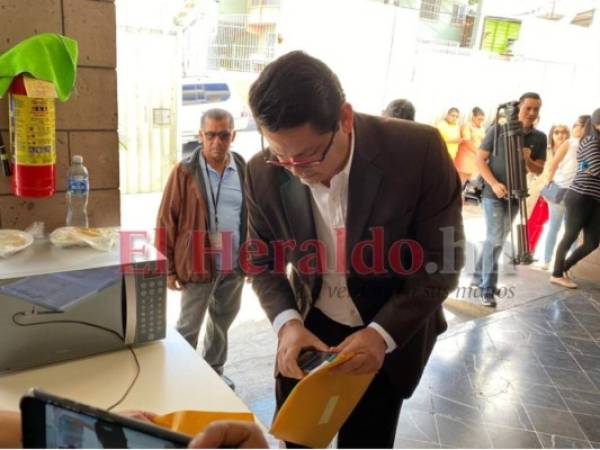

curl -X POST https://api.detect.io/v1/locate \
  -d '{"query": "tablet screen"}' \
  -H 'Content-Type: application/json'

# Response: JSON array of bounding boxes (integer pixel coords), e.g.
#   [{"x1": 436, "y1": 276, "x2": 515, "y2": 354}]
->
[{"x1": 45, "y1": 404, "x2": 180, "y2": 449}]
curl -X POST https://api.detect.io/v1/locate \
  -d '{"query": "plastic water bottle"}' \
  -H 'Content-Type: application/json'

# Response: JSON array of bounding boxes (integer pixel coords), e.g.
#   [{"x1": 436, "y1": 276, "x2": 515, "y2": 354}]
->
[{"x1": 66, "y1": 155, "x2": 89, "y2": 227}]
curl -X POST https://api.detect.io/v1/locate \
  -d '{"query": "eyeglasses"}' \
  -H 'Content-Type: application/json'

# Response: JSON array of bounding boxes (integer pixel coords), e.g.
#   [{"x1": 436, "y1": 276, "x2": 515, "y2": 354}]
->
[
  {"x1": 553, "y1": 130, "x2": 568, "y2": 135},
  {"x1": 262, "y1": 124, "x2": 338, "y2": 168},
  {"x1": 203, "y1": 131, "x2": 232, "y2": 141}
]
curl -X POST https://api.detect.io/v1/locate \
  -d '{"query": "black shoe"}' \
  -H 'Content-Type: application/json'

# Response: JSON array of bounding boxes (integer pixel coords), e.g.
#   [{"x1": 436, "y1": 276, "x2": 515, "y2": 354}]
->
[
  {"x1": 221, "y1": 374, "x2": 235, "y2": 391},
  {"x1": 481, "y1": 294, "x2": 497, "y2": 307}
]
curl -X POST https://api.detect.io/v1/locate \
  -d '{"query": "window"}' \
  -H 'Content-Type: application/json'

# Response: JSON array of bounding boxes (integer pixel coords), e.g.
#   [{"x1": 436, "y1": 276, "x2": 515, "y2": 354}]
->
[
  {"x1": 480, "y1": 17, "x2": 521, "y2": 55},
  {"x1": 208, "y1": 15, "x2": 277, "y2": 72},
  {"x1": 419, "y1": 0, "x2": 441, "y2": 20},
  {"x1": 451, "y1": 4, "x2": 468, "y2": 25}
]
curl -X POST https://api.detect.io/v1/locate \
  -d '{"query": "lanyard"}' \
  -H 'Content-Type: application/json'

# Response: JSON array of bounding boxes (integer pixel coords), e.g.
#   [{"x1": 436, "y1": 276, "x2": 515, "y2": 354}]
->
[{"x1": 204, "y1": 156, "x2": 226, "y2": 231}]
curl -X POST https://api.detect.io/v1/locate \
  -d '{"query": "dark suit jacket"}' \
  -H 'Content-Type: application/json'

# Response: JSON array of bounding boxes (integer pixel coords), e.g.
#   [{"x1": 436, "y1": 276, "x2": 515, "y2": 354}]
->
[{"x1": 244, "y1": 113, "x2": 465, "y2": 397}]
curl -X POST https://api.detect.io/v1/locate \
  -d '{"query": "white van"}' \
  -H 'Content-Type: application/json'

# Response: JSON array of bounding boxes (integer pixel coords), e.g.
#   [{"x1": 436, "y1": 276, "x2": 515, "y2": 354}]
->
[{"x1": 180, "y1": 79, "x2": 250, "y2": 144}]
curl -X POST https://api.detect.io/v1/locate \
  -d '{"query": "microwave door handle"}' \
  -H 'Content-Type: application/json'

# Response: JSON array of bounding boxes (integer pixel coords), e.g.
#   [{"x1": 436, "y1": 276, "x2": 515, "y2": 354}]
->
[{"x1": 123, "y1": 273, "x2": 137, "y2": 345}]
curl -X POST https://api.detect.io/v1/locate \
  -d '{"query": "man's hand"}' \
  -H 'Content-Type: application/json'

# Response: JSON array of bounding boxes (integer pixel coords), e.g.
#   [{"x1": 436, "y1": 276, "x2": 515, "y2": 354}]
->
[
  {"x1": 523, "y1": 147, "x2": 544, "y2": 175},
  {"x1": 492, "y1": 181, "x2": 508, "y2": 199},
  {"x1": 277, "y1": 320, "x2": 329, "y2": 379},
  {"x1": 188, "y1": 421, "x2": 268, "y2": 449},
  {"x1": 330, "y1": 327, "x2": 386, "y2": 375},
  {"x1": 167, "y1": 274, "x2": 183, "y2": 291}
]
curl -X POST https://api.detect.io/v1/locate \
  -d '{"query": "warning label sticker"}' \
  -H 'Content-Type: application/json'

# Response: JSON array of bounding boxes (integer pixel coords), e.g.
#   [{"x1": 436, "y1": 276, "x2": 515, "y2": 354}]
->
[{"x1": 9, "y1": 94, "x2": 56, "y2": 166}]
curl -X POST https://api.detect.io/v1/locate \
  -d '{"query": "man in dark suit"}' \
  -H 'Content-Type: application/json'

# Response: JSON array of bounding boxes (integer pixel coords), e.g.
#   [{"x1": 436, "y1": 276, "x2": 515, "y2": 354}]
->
[{"x1": 244, "y1": 51, "x2": 464, "y2": 448}]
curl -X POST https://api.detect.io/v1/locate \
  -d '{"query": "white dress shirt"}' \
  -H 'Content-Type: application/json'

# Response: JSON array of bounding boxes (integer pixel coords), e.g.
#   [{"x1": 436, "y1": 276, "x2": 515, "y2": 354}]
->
[{"x1": 272, "y1": 131, "x2": 397, "y2": 353}]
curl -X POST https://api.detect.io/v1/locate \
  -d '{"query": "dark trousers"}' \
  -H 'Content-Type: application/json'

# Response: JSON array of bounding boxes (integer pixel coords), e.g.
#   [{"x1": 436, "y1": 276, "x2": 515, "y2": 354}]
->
[
  {"x1": 275, "y1": 308, "x2": 403, "y2": 448},
  {"x1": 552, "y1": 190, "x2": 600, "y2": 277}
]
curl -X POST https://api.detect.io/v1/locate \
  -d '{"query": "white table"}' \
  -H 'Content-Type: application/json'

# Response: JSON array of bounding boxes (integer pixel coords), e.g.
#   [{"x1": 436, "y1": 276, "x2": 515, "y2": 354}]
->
[{"x1": 0, "y1": 328, "x2": 252, "y2": 416}]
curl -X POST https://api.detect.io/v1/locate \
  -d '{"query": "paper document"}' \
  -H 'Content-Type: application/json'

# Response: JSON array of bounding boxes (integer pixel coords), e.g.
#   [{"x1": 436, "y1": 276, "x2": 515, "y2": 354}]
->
[
  {"x1": 153, "y1": 411, "x2": 255, "y2": 436},
  {"x1": 270, "y1": 353, "x2": 375, "y2": 448}
]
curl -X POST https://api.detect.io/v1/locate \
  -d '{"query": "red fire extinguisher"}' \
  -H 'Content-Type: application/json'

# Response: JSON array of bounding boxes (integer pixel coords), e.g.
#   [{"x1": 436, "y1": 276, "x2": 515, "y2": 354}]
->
[{"x1": 8, "y1": 74, "x2": 57, "y2": 198}]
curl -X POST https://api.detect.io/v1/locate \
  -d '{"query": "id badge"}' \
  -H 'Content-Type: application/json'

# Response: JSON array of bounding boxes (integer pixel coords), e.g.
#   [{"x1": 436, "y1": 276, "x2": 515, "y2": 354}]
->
[{"x1": 208, "y1": 231, "x2": 223, "y2": 250}]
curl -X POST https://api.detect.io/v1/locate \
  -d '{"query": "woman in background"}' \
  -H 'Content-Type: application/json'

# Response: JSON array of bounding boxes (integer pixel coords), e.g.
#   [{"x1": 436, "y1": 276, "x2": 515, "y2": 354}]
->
[
  {"x1": 455, "y1": 107, "x2": 485, "y2": 184},
  {"x1": 526, "y1": 123, "x2": 570, "y2": 254},
  {"x1": 548, "y1": 124, "x2": 571, "y2": 158},
  {"x1": 551, "y1": 109, "x2": 600, "y2": 288},
  {"x1": 528, "y1": 123, "x2": 570, "y2": 208},
  {"x1": 436, "y1": 107, "x2": 462, "y2": 160},
  {"x1": 539, "y1": 116, "x2": 590, "y2": 270}
]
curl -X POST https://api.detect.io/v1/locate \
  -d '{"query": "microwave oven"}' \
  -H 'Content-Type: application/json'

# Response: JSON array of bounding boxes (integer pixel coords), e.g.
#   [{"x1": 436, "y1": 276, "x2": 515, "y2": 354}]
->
[{"x1": 0, "y1": 238, "x2": 167, "y2": 374}]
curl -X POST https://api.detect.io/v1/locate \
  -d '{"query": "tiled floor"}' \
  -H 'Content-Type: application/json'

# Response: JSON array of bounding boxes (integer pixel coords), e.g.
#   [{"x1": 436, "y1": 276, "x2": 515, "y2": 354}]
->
[
  {"x1": 397, "y1": 288, "x2": 600, "y2": 448},
  {"x1": 222, "y1": 282, "x2": 600, "y2": 448}
]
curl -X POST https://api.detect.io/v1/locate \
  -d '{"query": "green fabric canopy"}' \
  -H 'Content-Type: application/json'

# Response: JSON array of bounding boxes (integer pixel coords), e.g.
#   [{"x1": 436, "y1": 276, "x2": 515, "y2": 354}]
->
[{"x1": 0, "y1": 33, "x2": 78, "y2": 101}]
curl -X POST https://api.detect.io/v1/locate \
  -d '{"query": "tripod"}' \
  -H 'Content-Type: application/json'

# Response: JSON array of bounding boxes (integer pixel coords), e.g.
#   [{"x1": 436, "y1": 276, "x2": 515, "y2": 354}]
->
[{"x1": 494, "y1": 101, "x2": 533, "y2": 265}]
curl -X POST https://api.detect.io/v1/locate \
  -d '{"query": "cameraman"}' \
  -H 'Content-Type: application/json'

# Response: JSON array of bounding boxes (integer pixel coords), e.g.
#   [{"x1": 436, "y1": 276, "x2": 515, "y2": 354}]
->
[{"x1": 472, "y1": 92, "x2": 547, "y2": 307}]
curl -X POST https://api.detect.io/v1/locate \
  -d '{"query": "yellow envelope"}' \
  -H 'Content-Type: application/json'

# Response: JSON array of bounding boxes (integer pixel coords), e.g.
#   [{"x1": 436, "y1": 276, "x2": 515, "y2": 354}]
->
[
  {"x1": 153, "y1": 410, "x2": 255, "y2": 436},
  {"x1": 270, "y1": 354, "x2": 375, "y2": 448}
]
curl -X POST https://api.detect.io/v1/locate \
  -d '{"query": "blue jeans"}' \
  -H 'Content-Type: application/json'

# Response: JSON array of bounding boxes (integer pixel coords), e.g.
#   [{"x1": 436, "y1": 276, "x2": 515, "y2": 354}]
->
[
  {"x1": 473, "y1": 197, "x2": 518, "y2": 295},
  {"x1": 543, "y1": 201, "x2": 566, "y2": 265}
]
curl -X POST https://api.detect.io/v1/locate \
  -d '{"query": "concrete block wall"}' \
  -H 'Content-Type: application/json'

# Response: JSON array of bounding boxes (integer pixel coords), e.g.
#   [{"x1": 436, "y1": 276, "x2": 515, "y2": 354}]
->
[{"x1": 0, "y1": 0, "x2": 120, "y2": 232}]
